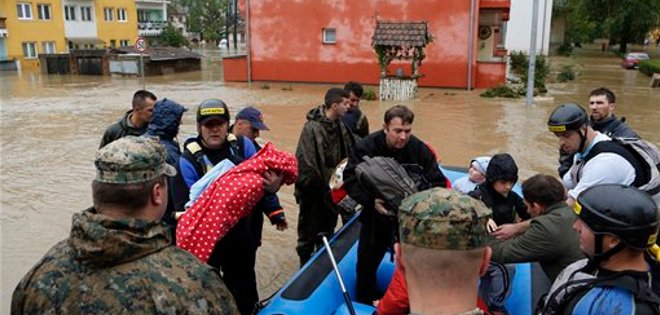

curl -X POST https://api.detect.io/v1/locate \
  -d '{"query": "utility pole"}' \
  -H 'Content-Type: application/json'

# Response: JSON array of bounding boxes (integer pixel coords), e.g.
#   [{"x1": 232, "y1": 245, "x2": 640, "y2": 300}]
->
[
  {"x1": 233, "y1": 0, "x2": 238, "y2": 49},
  {"x1": 526, "y1": 0, "x2": 539, "y2": 106},
  {"x1": 224, "y1": 2, "x2": 230, "y2": 49}
]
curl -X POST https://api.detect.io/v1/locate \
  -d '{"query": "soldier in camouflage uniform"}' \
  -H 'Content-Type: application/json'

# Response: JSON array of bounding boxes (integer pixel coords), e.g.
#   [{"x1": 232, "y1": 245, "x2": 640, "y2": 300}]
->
[
  {"x1": 395, "y1": 187, "x2": 493, "y2": 315},
  {"x1": 11, "y1": 136, "x2": 239, "y2": 315}
]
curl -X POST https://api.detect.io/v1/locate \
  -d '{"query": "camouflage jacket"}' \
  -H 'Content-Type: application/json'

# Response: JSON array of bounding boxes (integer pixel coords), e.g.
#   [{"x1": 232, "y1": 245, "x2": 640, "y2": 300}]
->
[
  {"x1": 12, "y1": 208, "x2": 239, "y2": 315},
  {"x1": 295, "y1": 105, "x2": 356, "y2": 194}
]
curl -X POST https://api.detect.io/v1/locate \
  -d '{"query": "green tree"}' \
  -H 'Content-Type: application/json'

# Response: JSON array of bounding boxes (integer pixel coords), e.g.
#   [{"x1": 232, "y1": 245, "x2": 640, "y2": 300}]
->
[
  {"x1": 564, "y1": 0, "x2": 660, "y2": 52},
  {"x1": 160, "y1": 24, "x2": 190, "y2": 47},
  {"x1": 179, "y1": 0, "x2": 229, "y2": 43}
]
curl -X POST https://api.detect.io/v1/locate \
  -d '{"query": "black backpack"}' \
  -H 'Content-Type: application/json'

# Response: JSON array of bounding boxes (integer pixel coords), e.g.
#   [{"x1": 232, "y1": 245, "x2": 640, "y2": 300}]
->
[{"x1": 354, "y1": 156, "x2": 418, "y2": 215}]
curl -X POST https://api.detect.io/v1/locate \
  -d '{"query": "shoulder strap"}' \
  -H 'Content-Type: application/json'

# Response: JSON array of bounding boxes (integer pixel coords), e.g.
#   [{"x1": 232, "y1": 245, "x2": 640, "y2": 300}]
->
[
  {"x1": 225, "y1": 133, "x2": 246, "y2": 165},
  {"x1": 582, "y1": 140, "x2": 648, "y2": 187},
  {"x1": 184, "y1": 139, "x2": 213, "y2": 175},
  {"x1": 547, "y1": 273, "x2": 660, "y2": 315}
]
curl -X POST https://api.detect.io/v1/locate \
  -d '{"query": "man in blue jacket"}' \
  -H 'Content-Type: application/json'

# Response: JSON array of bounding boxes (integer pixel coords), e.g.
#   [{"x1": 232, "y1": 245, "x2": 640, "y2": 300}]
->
[{"x1": 171, "y1": 99, "x2": 284, "y2": 315}]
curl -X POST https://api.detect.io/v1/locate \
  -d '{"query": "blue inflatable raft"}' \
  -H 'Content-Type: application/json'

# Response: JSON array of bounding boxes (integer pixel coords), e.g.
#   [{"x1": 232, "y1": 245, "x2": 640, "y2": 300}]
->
[{"x1": 258, "y1": 166, "x2": 550, "y2": 315}]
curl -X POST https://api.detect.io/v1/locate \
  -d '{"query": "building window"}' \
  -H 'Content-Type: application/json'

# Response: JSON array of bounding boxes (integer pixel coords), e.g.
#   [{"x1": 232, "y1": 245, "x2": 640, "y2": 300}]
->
[
  {"x1": 80, "y1": 6, "x2": 92, "y2": 21},
  {"x1": 104, "y1": 8, "x2": 113, "y2": 21},
  {"x1": 322, "y1": 28, "x2": 336, "y2": 44},
  {"x1": 120, "y1": 39, "x2": 129, "y2": 47},
  {"x1": 22, "y1": 42, "x2": 37, "y2": 58},
  {"x1": 497, "y1": 20, "x2": 507, "y2": 49},
  {"x1": 117, "y1": 8, "x2": 127, "y2": 22},
  {"x1": 42, "y1": 41, "x2": 56, "y2": 54},
  {"x1": 37, "y1": 4, "x2": 51, "y2": 20},
  {"x1": 17, "y1": 3, "x2": 33, "y2": 19},
  {"x1": 137, "y1": 10, "x2": 147, "y2": 22},
  {"x1": 64, "y1": 5, "x2": 76, "y2": 21},
  {"x1": 109, "y1": 39, "x2": 116, "y2": 48}
]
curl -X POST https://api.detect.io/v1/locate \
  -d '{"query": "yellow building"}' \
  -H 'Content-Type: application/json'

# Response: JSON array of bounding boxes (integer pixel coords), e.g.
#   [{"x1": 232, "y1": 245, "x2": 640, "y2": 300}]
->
[
  {"x1": 95, "y1": 0, "x2": 137, "y2": 49},
  {"x1": 1, "y1": 0, "x2": 67, "y2": 71},
  {"x1": 0, "y1": 0, "x2": 140, "y2": 72}
]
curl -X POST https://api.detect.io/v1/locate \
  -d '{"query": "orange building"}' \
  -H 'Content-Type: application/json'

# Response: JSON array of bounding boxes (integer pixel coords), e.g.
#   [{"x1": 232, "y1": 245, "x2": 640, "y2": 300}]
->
[{"x1": 224, "y1": 0, "x2": 511, "y2": 89}]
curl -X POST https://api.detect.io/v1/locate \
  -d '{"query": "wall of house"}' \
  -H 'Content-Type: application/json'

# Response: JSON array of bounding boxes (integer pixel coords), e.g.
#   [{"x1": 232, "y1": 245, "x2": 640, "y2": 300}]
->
[
  {"x1": 236, "y1": 0, "x2": 510, "y2": 88},
  {"x1": 475, "y1": 61, "x2": 506, "y2": 88},
  {"x1": 62, "y1": 0, "x2": 98, "y2": 39},
  {"x1": 95, "y1": 0, "x2": 137, "y2": 48},
  {"x1": 505, "y1": 0, "x2": 553, "y2": 55},
  {"x1": 549, "y1": 14, "x2": 565, "y2": 51},
  {"x1": 0, "y1": 38, "x2": 7, "y2": 60},
  {"x1": 2, "y1": 0, "x2": 67, "y2": 71}
]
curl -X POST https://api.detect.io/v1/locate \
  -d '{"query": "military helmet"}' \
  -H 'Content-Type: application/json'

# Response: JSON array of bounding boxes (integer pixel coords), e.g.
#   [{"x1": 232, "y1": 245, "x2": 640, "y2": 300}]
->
[
  {"x1": 547, "y1": 103, "x2": 589, "y2": 133},
  {"x1": 196, "y1": 99, "x2": 230, "y2": 124},
  {"x1": 575, "y1": 184, "x2": 659, "y2": 251}
]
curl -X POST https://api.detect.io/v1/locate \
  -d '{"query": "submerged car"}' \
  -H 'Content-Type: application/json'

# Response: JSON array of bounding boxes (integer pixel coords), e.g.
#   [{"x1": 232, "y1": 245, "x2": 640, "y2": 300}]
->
[{"x1": 621, "y1": 52, "x2": 650, "y2": 69}]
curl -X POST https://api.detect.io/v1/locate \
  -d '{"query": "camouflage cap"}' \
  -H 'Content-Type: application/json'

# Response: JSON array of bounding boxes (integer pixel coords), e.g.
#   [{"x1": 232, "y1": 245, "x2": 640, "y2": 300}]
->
[
  {"x1": 399, "y1": 187, "x2": 492, "y2": 250},
  {"x1": 94, "y1": 136, "x2": 176, "y2": 184}
]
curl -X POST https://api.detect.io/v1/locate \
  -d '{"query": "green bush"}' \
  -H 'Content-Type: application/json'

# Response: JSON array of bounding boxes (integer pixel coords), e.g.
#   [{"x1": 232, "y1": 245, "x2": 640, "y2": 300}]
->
[
  {"x1": 480, "y1": 85, "x2": 523, "y2": 98},
  {"x1": 557, "y1": 42, "x2": 573, "y2": 56},
  {"x1": 509, "y1": 52, "x2": 549, "y2": 94},
  {"x1": 159, "y1": 24, "x2": 189, "y2": 48},
  {"x1": 520, "y1": 54, "x2": 549, "y2": 93},
  {"x1": 639, "y1": 59, "x2": 660, "y2": 77},
  {"x1": 557, "y1": 65, "x2": 576, "y2": 82},
  {"x1": 362, "y1": 88, "x2": 377, "y2": 101},
  {"x1": 509, "y1": 51, "x2": 528, "y2": 74}
]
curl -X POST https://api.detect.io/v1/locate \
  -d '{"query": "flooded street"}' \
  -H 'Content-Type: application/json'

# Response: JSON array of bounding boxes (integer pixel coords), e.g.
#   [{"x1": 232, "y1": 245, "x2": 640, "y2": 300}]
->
[{"x1": 1, "y1": 46, "x2": 658, "y2": 311}]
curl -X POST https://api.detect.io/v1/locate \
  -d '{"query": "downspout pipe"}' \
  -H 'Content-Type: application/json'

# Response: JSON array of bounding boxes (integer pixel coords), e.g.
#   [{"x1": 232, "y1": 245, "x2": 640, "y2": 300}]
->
[
  {"x1": 246, "y1": 0, "x2": 252, "y2": 85},
  {"x1": 467, "y1": 0, "x2": 476, "y2": 90}
]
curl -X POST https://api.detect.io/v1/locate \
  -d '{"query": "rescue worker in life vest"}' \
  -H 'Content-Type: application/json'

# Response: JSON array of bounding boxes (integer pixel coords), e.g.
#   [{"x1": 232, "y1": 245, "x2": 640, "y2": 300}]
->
[
  {"x1": 171, "y1": 99, "x2": 285, "y2": 315},
  {"x1": 548, "y1": 103, "x2": 641, "y2": 206},
  {"x1": 539, "y1": 184, "x2": 660, "y2": 314}
]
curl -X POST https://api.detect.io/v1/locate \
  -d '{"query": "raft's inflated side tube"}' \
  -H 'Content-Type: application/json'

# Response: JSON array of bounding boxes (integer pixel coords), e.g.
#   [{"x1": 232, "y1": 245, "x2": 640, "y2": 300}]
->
[{"x1": 258, "y1": 166, "x2": 546, "y2": 315}]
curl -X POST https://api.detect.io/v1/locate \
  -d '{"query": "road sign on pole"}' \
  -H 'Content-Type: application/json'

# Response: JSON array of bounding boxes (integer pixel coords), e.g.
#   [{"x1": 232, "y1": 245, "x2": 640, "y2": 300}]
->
[
  {"x1": 135, "y1": 37, "x2": 148, "y2": 53},
  {"x1": 135, "y1": 37, "x2": 147, "y2": 89}
]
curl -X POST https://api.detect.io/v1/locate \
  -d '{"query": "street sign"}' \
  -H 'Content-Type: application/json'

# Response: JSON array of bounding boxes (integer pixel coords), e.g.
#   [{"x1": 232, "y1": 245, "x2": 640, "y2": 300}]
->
[
  {"x1": 135, "y1": 37, "x2": 148, "y2": 53},
  {"x1": 135, "y1": 37, "x2": 147, "y2": 90}
]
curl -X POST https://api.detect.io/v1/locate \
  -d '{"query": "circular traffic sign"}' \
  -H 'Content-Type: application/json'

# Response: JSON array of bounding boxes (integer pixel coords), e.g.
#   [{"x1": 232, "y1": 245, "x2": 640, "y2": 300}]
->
[{"x1": 135, "y1": 37, "x2": 148, "y2": 53}]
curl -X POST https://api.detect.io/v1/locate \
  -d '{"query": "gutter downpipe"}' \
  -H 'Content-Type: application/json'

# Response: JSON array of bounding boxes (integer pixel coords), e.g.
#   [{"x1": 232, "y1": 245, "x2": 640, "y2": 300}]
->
[
  {"x1": 246, "y1": 0, "x2": 252, "y2": 85},
  {"x1": 467, "y1": 0, "x2": 476, "y2": 90}
]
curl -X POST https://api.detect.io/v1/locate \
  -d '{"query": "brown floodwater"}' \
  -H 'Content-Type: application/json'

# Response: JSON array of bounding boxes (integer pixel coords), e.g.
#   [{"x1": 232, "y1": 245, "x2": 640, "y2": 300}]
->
[{"x1": 1, "y1": 46, "x2": 658, "y2": 311}]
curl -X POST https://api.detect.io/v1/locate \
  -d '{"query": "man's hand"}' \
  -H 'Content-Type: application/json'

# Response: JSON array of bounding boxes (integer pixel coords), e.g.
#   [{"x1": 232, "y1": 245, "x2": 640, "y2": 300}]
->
[
  {"x1": 374, "y1": 198, "x2": 392, "y2": 216},
  {"x1": 263, "y1": 170, "x2": 283, "y2": 193},
  {"x1": 490, "y1": 220, "x2": 530, "y2": 240},
  {"x1": 275, "y1": 218, "x2": 288, "y2": 231}
]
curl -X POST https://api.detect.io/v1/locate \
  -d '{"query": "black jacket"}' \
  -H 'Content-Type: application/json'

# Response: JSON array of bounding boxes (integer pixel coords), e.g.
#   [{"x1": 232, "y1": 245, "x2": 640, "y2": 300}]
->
[
  {"x1": 468, "y1": 183, "x2": 529, "y2": 226},
  {"x1": 342, "y1": 108, "x2": 370, "y2": 138},
  {"x1": 99, "y1": 110, "x2": 147, "y2": 148},
  {"x1": 343, "y1": 131, "x2": 447, "y2": 224},
  {"x1": 591, "y1": 114, "x2": 639, "y2": 138}
]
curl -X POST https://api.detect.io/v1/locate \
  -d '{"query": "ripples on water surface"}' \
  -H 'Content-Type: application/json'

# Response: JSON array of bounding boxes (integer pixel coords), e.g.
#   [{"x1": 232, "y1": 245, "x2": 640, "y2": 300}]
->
[{"x1": 1, "y1": 47, "x2": 658, "y2": 311}]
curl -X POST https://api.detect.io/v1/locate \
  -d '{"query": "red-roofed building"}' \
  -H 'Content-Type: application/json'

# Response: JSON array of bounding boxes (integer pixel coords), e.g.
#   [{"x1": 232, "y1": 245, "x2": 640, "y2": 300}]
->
[{"x1": 224, "y1": 0, "x2": 511, "y2": 89}]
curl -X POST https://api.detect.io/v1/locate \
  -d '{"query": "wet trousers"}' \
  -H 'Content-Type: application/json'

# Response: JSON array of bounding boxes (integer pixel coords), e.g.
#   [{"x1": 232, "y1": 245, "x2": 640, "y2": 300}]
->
[
  {"x1": 208, "y1": 218, "x2": 258, "y2": 315},
  {"x1": 296, "y1": 191, "x2": 339, "y2": 267},
  {"x1": 356, "y1": 215, "x2": 396, "y2": 303}
]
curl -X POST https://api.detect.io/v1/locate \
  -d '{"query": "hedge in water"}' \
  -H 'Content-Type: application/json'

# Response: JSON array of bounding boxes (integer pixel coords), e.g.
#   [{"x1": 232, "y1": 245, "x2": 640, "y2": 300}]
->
[{"x1": 639, "y1": 59, "x2": 660, "y2": 77}]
